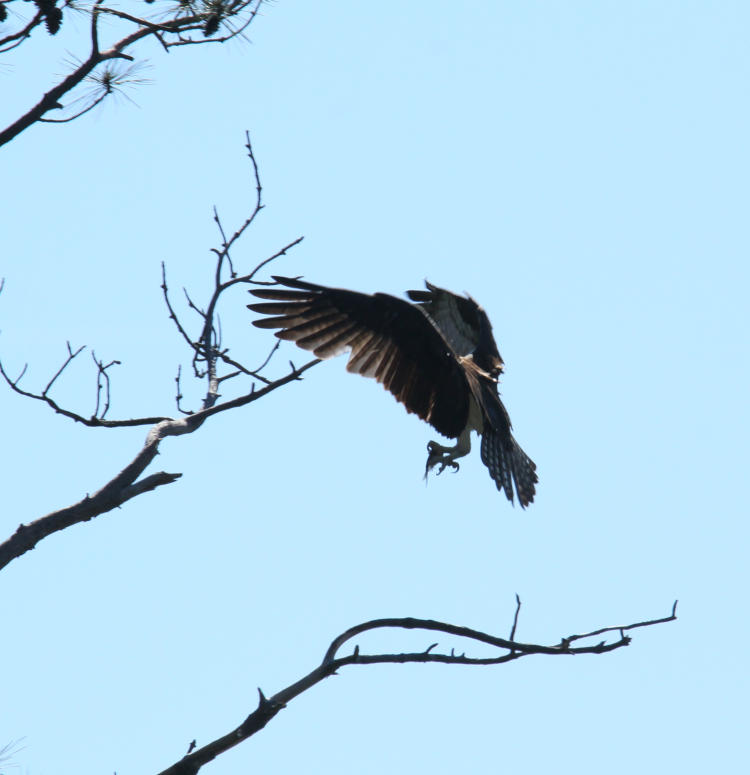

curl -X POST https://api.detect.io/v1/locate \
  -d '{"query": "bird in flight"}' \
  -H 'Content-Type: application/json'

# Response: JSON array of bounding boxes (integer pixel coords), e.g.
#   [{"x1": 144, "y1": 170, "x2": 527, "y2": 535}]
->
[{"x1": 249, "y1": 277, "x2": 537, "y2": 507}]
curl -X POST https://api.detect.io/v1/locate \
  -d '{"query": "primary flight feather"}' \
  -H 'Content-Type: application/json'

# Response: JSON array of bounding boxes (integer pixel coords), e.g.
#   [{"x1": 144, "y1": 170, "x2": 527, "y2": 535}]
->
[{"x1": 249, "y1": 276, "x2": 537, "y2": 507}]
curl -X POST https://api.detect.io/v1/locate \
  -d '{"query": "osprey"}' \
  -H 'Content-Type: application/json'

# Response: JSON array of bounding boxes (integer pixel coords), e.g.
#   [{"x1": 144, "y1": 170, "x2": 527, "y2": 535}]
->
[{"x1": 249, "y1": 277, "x2": 537, "y2": 507}]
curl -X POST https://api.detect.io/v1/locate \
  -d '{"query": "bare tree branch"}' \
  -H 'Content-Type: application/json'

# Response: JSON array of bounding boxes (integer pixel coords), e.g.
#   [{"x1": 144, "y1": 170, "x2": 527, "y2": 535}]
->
[
  {"x1": 250, "y1": 339, "x2": 281, "y2": 376},
  {"x1": 37, "y1": 90, "x2": 108, "y2": 123},
  {"x1": 0, "y1": 356, "x2": 318, "y2": 571},
  {"x1": 1, "y1": 133, "x2": 307, "y2": 430},
  {"x1": 0, "y1": 428, "x2": 174, "y2": 572},
  {"x1": 509, "y1": 593, "x2": 522, "y2": 641},
  {"x1": 91, "y1": 351, "x2": 120, "y2": 419},
  {"x1": 161, "y1": 263, "x2": 199, "y2": 355},
  {"x1": 0, "y1": 352, "x2": 169, "y2": 427},
  {"x1": 157, "y1": 135, "x2": 304, "y2": 411},
  {"x1": 192, "y1": 132, "x2": 265, "y2": 387},
  {"x1": 557, "y1": 599, "x2": 680, "y2": 648},
  {"x1": 156, "y1": 604, "x2": 678, "y2": 775},
  {"x1": 0, "y1": 132, "x2": 324, "y2": 571},
  {"x1": 174, "y1": 364, "x2": 191, "y2": 415},
  {"x1": 43, "y1": 340, "x2": 85, "y2": 395}
]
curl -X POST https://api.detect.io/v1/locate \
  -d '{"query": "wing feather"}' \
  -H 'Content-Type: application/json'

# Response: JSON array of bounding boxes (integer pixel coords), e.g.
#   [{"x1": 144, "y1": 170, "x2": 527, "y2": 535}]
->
[
  {"x1": 251, "y1": 289, "x2": 311, "y2": 301},
  {"x1": 298, "y1": 322, "x2": 359, "y2": 354},
  {"x1": 274, "y1": 310, "x2": 346, "y2": 338},
  {"x1": 279, "y1": 313, "x2": 349, "y2": 342},
  {"x1": 355, "y1": 340, "x2": 387, "y2": 379}
]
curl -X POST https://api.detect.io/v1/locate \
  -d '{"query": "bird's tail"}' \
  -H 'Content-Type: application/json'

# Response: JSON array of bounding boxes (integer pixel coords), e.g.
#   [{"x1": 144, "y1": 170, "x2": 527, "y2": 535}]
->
[{"x1": 480, "y1": 427, "x2": 538, "y2": 508}]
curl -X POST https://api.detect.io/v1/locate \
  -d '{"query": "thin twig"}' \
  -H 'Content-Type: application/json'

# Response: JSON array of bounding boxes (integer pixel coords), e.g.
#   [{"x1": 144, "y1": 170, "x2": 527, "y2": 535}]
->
[
  {"x1": 174, "y1": 365, "x2": 192, "y2": 415},
  {"x1": 251, "y1": 339, "x2": 281, "y2": 376},
  {"x1": 92, "y1": 351, "x2": 120, "y2": 419},
  {"x1": 39, "y1": 92, "x2": 108, "y2": 123},
  {"x1": 161, "y1": 262, "x2": 199, "y2": 353},
  {"x1": 509, "y1": 594, "x2": 522, "y2": 642},
  {"x1": 43, "y1": 342, "x2": 86, "y2": 396},
  {"x1": 559, "y1": 601, "x2": 679, "y2": 648},
  {"x1": 0, "y1": 9, "x2": 45, "y2": 53},
  {"x1": 183, "y1": 287, "x2": 207, "y2": 320},
  {"x1": 0, "y1": 357, "x2": 167, "y2": 428},
  {"x1": 216, "y1": 370, "x2": 241, "y2": 384},
  {"x1": 213, "y1": 206, "x2": 234, "y2": 282}
]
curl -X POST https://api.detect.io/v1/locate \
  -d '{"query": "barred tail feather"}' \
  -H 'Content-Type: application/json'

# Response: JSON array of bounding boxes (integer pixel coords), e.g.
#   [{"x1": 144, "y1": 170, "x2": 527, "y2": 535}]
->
[{"x1": 480, "y1": 428, "x2": 538, "y2": 508}]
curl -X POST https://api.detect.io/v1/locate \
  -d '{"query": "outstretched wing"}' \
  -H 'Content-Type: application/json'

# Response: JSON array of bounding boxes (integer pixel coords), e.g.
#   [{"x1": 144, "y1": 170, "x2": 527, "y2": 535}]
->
[
  {"x1": 407, "y1": 281, "x2": 504, "y2": 378},
  {"x1": 249, "y1": 276, "x2": 473, "y2": 439}
]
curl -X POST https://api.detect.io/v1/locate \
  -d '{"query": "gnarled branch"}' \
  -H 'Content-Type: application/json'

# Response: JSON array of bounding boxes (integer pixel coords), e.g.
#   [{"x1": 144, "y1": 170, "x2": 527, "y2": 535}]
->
[
  {"x1": 156, "y1": 602, "x2": 678, "y2": 775},
  {"x1": 0, "y1": 356, "x2": 318, "y2": 572}
]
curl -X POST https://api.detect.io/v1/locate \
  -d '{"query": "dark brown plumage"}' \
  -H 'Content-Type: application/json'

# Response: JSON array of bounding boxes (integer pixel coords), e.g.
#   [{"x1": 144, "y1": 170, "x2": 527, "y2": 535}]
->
[{"x1": 249, "y1": 276, "x2": 537, "y2": 506}]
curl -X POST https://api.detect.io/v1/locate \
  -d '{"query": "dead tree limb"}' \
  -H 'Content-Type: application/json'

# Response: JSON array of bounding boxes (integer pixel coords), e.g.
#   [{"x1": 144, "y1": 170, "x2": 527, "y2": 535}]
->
[
  {"x1": 0, "y1": 356, "x2": 318, "y2": 572},
  {"x1": 156, "y1": 602, "x2": 678, "y2": 775},
  {"x1": 0, "y1": 134, "x2": 317, "y2": 569}
]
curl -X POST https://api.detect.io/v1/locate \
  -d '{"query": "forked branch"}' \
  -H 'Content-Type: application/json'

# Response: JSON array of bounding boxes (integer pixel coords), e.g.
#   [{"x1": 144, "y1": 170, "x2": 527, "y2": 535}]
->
[
  {"x1": 0, "y1": 356, "x2": 318, "y2": 572},
  {"x1": 157, "y1": 602, "x2": 678, "y2": 775},
  {"x1": 1, "y1": 134, "x2": 308, "y2": 429},
  {"x1": 0, "y1": 134, "x2": 319, "y2": 569},
  {"x1": 0, "y1": 346, "x2": 168, "y2": 428},
  {"x1": 161, "y1": 133, "x2": 304, "y2": 409}
]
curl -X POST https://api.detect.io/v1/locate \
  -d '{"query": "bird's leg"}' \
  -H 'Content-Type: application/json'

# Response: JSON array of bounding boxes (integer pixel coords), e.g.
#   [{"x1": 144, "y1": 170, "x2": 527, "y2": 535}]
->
[{"x1": 424, "y1": 428, "x2": 472, "y2": 478}]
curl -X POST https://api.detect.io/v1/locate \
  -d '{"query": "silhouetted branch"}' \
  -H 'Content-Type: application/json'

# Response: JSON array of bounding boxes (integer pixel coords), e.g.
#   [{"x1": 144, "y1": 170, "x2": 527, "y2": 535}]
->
[
  {"x1": 1, "y1": 148, "x2": 306, "y2": 429},
  {"x1": 37, "y1": 91, "x2": 108, "y2": 123},
  {"x1": 156, "y1": 604, "x2": 677, "y2": 775},
  {"x1": 0, "y1": 1, "x2": 265, "y2": 147},
  {"x1": 509, "y1": 593, "x2": 522, "y2": 641},
  {"x1": 92, "y1": 351, "x2": 121, "y2": 419},
  {"x1": 557, "y1": 600, "x2": 680, "y2": 648},
  {"x1": 0, "y1": 356, "x2": 318, "y2": 572},
  {"x1": 159, "y1": 135, "x2": 305, "y2": 411},
  {"x1": 43, "y1": 341, "x2": 85, "y2": 395},
  {"x1": 211, "y1": 131, "x2": 264, "y2": 269},
  {"x1": 0, "y1": 351, "x2": 168, "y2": 428},
  {"x1": 0, "y1": 7, "x2": 47, "y2": 53},
  {"x1": 251, "y1": 339, "x2": 281, "y2": 376},
  {"x1": 161, "y1": 263, "x2": 198, "y2": 354},
  {"x1": 174, "y1": 365, "x2": 191, "y2": 415},
  {"x1": 0, "y1": 135, "x2": 321, "y2": 570}
]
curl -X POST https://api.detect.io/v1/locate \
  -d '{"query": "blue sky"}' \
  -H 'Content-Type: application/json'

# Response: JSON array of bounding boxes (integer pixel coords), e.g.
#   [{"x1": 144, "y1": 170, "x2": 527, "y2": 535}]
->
[{"x1": 2, "y1": 2, "x2": 748, "y2": 773}]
